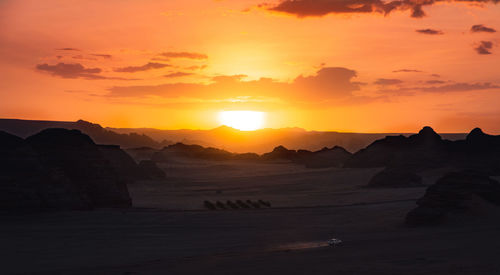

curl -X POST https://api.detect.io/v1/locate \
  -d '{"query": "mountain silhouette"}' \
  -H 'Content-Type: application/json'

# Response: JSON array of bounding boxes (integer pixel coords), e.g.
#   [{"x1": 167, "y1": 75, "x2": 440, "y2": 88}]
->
[
  {"x1": 0, "y1": 129, "x2": 158, "y2": 210},
  {"x1": 0, "y1": 118, "x2": 468, "y2": 153},
  {"x1": 152, "y1": 143, "x2": 259, "y2": 162},
  {"x1": 261, "y1": 145, "x2": 352, "y2": 168},
  {"x1": 406, "y1": 170, "x2": 500, "y2": 226},
  {"x1": 0, "y1": 119, "x2": 172, "y2": 149},
  {"x1": 344, "y1": 126, "x2": 500, "y2": 174}
]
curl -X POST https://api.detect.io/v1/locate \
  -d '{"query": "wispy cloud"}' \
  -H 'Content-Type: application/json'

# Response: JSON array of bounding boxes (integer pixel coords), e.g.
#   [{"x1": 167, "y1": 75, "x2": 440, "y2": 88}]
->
[
  {"x1": 56, "y1": 48, "x2": 80, "y2": 51},
  {"x1": 374, "y1": 78, "x2": 403, "y2": 85},
  {"x1": 36, "y1": 62, "x2": 140, "y2": 80},
  {"x1": 36, "y1": 63, "x2": 102, "y2": 79},
  {"x1": 474, "y1": 41, "x2": 494, "y2": 55},
  {"x1": 90, "y1": 53, "x2": 112, "y2": 59},
  {"x1": 393, "y1": 69, "x2": 423, "y2": 73},
  {"x1": 164, "y1": 72, "x2": 193, "y2": 78},
  {"x1": 158, "y1": 52, "x2": 208, "y2": 60},
  {"x1": 416, "y1": 29, "x2": 444, "y2": 35},
  {"x1": 105, "y1": 67, "x2": 370, "y2": 106},
  {"x1": 260, "y1": 0, "x2": 499, "y2": 19},
  {"x1": 471, "y1": 24, "x2": 497, "y2": 33},
  {"x1": 114, "y1": 62, "x2": 171, "y2": 73}
]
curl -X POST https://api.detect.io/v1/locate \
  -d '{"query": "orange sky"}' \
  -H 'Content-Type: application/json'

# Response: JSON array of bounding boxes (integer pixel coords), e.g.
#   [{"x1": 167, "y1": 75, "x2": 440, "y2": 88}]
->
[{"x1": 1, "y1": 0, "x2": 499, "y2": 133}]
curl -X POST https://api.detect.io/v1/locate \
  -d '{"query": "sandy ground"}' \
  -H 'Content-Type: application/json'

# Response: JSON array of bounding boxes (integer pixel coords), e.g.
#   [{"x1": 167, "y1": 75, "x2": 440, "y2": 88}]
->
[
  {"x1": 129, "y1": 159, "x2": 440, "y2": 210},
  {"x1": 2, "y1": 160, "x2": 499, "y2": 274}
]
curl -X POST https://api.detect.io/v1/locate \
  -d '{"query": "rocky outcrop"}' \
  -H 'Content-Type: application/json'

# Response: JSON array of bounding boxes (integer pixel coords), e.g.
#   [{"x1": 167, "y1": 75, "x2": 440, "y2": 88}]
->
[
  {"x1": 368, "y1": 168, "x2": 422, "y2": 188},
  {"x1": 0, "y1": 130, "x2": 23, "y2": 149},
  {"x1": 72, "y1": 120, "x2": 172, "y2": 148},
  {"x1": 301, "y1": 146, "x2": 352, "y2": 168},
  {"x1": 0, "y1": 118, "x2": 172, "y2": 149},
  {"x1": 260, "y1": 146, "x2": 298, "y2": 161},
  {"x1": 261, "y1": 145, "x2": 352, "y2": 168},
  {"x1": 152, "y1": 143, "x2": 258, "y2": 162},
  {"x1": 125, "y1": 147, "x2": 160, "y2": 162},
  {"x1": 98, "y1": 145, "x2": 143, "y2": 180},
  {"x1": 26, "y1": 129, "x2": 132, "y2": 208},
  {"x1": 138, "y1": 160, "x2": 166, "y2": 179},
  {"x1": 345, "y1": 126, "x2": 448, "y2": 169},
  {"x1": 0, "y1": 131, "x2": 90, "y2": 210},
  {"x1": 457, "y1": 128, "x2": 500, "y2": 175},
  {"x1": 0, "y1": 129, "x2": 136, "y2": 210},
  {"x1": 154, "y1": 143, "x2": 352, "y2": 168},
  {"x1": 345, "y1": 126, "x2": 500, "y2": 175},
  {"x1": 405, "y1": 171, "x2": 500, "y2": 226}
]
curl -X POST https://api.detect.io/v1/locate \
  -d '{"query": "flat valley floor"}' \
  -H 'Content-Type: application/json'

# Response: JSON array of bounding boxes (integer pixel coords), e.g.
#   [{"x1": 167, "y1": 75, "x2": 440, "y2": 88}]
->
[{"x1": 2, "y1": 159, "x2": 500, "y2": 274}]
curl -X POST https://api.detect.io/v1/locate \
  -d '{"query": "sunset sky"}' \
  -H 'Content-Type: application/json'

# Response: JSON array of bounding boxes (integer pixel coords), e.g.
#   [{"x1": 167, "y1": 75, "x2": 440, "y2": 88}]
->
[{"x1": 1, "y1": 0, "x2": 499, "y2": 132}]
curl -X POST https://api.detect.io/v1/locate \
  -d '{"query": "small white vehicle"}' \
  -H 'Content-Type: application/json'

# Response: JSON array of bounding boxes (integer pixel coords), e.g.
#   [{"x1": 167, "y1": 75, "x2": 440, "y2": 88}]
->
[{"x1": 328, "y1": 238, "x2": 342, "y2": 246}]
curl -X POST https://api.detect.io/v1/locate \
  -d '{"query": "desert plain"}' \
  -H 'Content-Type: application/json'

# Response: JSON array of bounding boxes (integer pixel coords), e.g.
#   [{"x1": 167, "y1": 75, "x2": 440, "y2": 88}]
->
[{"x1": 2, "y1": 157, "x2": 500, "y2": 275}]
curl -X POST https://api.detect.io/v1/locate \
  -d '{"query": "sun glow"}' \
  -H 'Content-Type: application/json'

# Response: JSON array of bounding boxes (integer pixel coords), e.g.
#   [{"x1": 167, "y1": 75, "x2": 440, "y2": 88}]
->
[{"x1": 218, "y1": 111, "x2": 266, "y2": 131}]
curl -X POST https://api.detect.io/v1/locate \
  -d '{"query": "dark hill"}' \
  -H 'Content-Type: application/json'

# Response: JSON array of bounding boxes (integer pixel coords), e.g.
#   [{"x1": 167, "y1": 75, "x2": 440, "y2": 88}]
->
[
  {"x1": 26, "y1": 129, "x2": 132, "y2": 208},
  {"x1": 152, "y1": 143, "x2": 259, "y2": 162},
  {"x1": 345, "y1": 127, "x2": 500, "y2": 175},
  {"x1": 368, "y1": 168, "x2": 423, "y2": 188},
  {"x1": 261, "y1": 145, "x2": 352, "y2": 168},
  {"x1": 301, "y1": 146, "x2": 352, "y2": 168},
  {"x1": 0, "y1": 129, "x2": 143, "y2": 210},
  {"x1": 0, "y1": 118, "x2": 468, "y2": 153},
  {"x1": 152, "y1": 143, "x2": 352, "y2": 168},
  {"x1": 0, "y1": 119, "x2": 172, "y2": 149},
  {"x1": 406, "y1": 170, "x2": 500, "y2": 226},
  {"x1": 98, "y1": 145, "x2": 144, "y2": 181},
  {"x1": 0, "y1": 130, "x2": 24, "y2": 149},
  {"x1": 344, "y1": 126, "x2": 449, "y2": 169},
  {"x1": 260, "y1": 145, "x2": 298, "y2": 161}
]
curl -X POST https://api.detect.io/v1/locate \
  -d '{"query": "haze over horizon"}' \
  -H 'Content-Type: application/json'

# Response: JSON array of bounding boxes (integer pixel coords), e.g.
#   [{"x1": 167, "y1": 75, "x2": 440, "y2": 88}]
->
[{"x1": 1, "y1": 0, "x2": 500, "y2": 133}]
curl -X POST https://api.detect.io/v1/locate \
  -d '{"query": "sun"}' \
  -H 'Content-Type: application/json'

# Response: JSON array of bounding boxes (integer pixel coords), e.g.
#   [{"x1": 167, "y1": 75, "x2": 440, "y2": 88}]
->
[{"x1": 218, "y1": 111, "x2": 266, "y2": 131}]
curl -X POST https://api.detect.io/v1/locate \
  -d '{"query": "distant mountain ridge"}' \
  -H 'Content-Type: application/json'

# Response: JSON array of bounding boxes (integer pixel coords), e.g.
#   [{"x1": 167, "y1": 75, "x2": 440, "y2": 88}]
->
[
  {"x1": 151, "y1": 142, "x2": 352, "y2": 168},
  {"x1": 0, "y1": 119, "x2": 172, "y2": 149},
  {"x1": 0, "y1": 118, "x2": 467, "y2": 153}
]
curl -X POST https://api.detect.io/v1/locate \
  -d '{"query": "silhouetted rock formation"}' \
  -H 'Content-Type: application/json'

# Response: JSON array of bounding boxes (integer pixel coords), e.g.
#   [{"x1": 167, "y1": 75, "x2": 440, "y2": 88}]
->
[
  {"x1": 138, "y1": 160, "x2": 166, "y2": 179},
  {"x1": 98, "y1": 145, "x2": 143, "y2": 181},
  {"x1": 0, "y1": 131, "x2": 89, "y2": 210},
  {"x1": 1, "y1": 118, "x2": 469, "y2": 154},
  {"x1": 458, "y1": 128, "x2": 500, "y2": 175},
  {"x1": 405, "y1": 171, "x2": 500, "y2": 226},
  {"x1": 345, "y1": 126, "x2": 447, "y2": 169},
  {"x1": 345, "y1": 126, "x2": 500, "y2": 175},
  {"x1": 72, "y1": 120, "x2": 172, "y2": 148},
  {"x1": 261, "y1": 145, "x2": 298, "y2": 160},
  {"x1": 0, "y1": 119, "x2": 172, "y2": 149},
  {"x1": 152, "y1": 143, "x2": 258, "y2": 162},
  {"x1": 26, "y1": 129, "x2": 132, "y2": 208},
  {"x1": 125, "y1": 147, "x2": 160, "y2": 162},
  {"x1": 301, "y1": 146, "x2": 352, "y2": 168},
  {"x1": 0, "y1": 129, "x2": 137, "y2": 210},
  {"x1": 153, "y1": 143, "x2": 353, "y2": 168},
  {"x1": 0, "y1": 130, "x2": 23, "y2": 149},
  {"x1": 261, "y1": 145, "x2": 352, "y2": 168},
  {"x1": 368, "y1": 168, "x2": 422, "y2": 188}
]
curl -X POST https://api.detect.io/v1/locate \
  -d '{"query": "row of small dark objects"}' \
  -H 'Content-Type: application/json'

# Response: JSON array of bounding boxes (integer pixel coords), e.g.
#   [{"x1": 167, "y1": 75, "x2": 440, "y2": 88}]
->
[{"x1": 204, "y1": 200, "x2": 271, "y2": 210}]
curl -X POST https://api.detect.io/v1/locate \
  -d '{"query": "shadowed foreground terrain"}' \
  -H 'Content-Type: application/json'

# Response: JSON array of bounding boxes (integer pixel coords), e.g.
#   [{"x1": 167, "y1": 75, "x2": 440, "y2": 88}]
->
[
  {"x1": 2, "y1": 127, "x2": 500, "y2": 274},
  {"x1": 2, "y1": 159, "x2": 500, "y2": 274}
]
